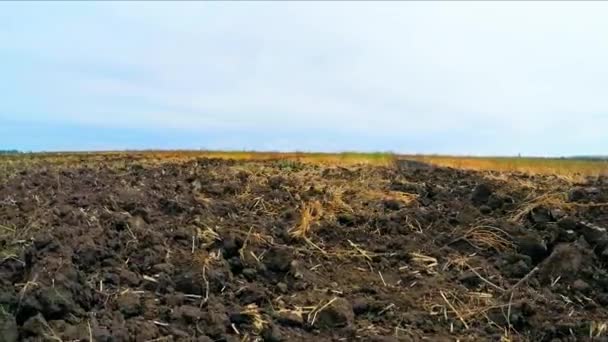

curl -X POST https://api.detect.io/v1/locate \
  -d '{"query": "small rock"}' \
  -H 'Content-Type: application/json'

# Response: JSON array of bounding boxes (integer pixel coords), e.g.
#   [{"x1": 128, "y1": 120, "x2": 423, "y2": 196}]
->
[
  {"x1": 572, "y1": 279, "x2": 591, "y2": 293},
  {"x1": 313, "y1": 298, "x2": 354, "y2": 329},
  {"x1": 472, "y1": 184, "x2": 492, "y2": 205},
  {"x1": 116, "y1": 292, "x2": 142, "y2": 318}
]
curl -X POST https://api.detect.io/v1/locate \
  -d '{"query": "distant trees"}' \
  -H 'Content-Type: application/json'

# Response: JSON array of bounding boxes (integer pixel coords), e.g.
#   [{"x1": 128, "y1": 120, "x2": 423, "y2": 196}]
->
[{"x1": 0, "y1": 150, "x2": 21, "y2": 155}]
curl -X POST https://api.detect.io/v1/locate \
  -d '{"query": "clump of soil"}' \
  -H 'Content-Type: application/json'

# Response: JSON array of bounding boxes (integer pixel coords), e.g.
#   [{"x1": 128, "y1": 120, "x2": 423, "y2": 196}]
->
[{"x1": 1, "y1": 156, "x2": 608, "y2": 341}]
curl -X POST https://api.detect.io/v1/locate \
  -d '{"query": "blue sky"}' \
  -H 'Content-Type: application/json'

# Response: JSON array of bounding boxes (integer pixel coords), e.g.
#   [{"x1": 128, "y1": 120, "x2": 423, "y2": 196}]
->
[{"x1": 1, "y1": 2, "x2": 608, "y2": 155}]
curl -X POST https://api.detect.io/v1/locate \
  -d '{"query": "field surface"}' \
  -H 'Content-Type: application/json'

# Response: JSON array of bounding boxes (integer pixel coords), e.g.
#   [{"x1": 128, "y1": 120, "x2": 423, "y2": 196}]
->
[{"x1": 1, "y1": 153, "x2": 608, "y2": 341}]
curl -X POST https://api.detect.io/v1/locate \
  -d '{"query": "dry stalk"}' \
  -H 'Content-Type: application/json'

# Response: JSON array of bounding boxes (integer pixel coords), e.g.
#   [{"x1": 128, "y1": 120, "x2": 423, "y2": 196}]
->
[
  {"x1": 326, "y1": 186, "x2": 354, "y2": 213},
  {"x1": 461, "y1": 226, "x2": 514, "y2": 252},
  {"x1": 465, "y1": 264, "x2": 505, "y2": 293},
  {"x1": 241, "y1": 303, "x2": 267, "y2": 334},
  {"x1": 590, "y1": 321, "x2": 608, "y2": 338},
  {"x1": 348, "y1": 240, "x2": 373, "y2": 261},
  {"x1": 442, "y1": 253, "x2": 473, "y2": 272},
  {"x1": 410, "y1": 252, "x2": 438, "y2": 270},
  {"x1": 426, "y1": 288, "x2": 507, "y2": 331},
  {"x1": 500, "y1": 266, "x2": 539, "y2": 299},
  {"x1": 308, "y1": 297, "x2": 338, "y2": 326},
  {"x1": 289, "y1": 201, "x2": 323, "y2": 239},
  {"x1": 197, "y1": 226, "x2": 221, "y2": 248},
  {"x1": 509, "y1": 192, "x2": 567, "y2": 222},
  {"x1": 239, "y1": 226, "x2": 255, "y2": 260},
  {"x1": 440, "y1": 290, "x2": 469, "y2": 329},
  {"x1": 363, "y1": 189, "x2": 417, "y2": 205}
]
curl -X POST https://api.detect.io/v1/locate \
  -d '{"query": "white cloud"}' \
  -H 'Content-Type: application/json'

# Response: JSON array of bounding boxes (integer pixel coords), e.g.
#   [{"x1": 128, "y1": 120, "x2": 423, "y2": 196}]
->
[{"x1": 2, "y1": 2, "x2": 608, "y2": 154}]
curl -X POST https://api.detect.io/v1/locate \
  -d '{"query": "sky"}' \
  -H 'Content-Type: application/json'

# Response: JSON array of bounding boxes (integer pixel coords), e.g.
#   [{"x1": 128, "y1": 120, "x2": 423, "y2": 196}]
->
[{"x1": 1, "y1": 2, "x2": 608, "y2": 156}]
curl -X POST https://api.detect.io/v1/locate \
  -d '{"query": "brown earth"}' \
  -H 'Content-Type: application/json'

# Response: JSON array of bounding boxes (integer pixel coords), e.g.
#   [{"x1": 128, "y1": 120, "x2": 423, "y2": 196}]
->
[{"x1": 1, "y1": 156, "x2": 608, "y2": 341}]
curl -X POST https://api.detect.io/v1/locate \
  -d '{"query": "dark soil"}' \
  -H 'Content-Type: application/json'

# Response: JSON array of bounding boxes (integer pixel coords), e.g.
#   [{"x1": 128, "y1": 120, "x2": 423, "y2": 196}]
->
[{"x1": 1, "y1": 156, "x2": 608, "y2": 341}]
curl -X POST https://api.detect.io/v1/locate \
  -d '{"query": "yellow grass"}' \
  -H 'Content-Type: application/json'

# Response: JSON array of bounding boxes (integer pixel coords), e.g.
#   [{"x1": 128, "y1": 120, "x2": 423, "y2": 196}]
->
[
  {"x1": 2, "y1": 151, "x2": 607, "y2": 178},
  {"x1": 407, "y1": 155, "x2": 608, "y2": 178},
  {"x1": 0, "y1": 151, "x2": 395, "y2": 169}
]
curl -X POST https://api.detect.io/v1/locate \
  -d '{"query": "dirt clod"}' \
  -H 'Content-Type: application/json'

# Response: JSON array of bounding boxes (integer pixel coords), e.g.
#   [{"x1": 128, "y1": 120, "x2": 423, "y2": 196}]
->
[
  {"x1": 173, "y1": 305, "x2": 203, "y2": 323},
  {"x1": 21, "y1": 313, "x2": 48, "y2": 337},
  {"x1": 0, "y1": 313, "x2": 18, "y2": 342},
  {"x1": 264, "y1": 247, "x2": 292, "y2": 273},
  {"x1": 116, "y1": 292, "x2": 142, "y2": 318},
  {"x1": 572, "y1": 279, "x2": 591, "y2": 293},
  {"x1": 313, "y1": 298, "x2": 354, "y2": 329},
  {"x1": 538, "y1": 243, "x2": 586, "y2": 284},
  {"x1": 472, "y1": 183, "x2": 492, "y2": 205}
]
